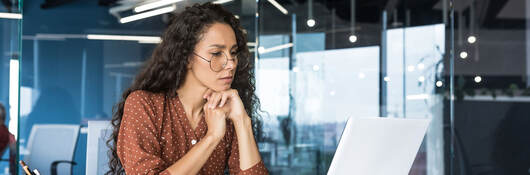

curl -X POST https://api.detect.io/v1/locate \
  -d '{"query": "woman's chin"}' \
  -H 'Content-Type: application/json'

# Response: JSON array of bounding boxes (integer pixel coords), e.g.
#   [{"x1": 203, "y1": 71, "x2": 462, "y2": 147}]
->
[
  {"x1": 219, "y1": 85, "x2": 232, "y2": 91},
  {"x1": 209, "y1": 84, "x2": 231, "y2": 92}
]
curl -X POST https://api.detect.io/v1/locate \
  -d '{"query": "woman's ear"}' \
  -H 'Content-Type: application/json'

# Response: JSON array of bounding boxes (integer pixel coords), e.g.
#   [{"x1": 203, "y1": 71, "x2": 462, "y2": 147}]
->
[{"x1": 187, "y1": 56, "x2": 194, "y2": 69}]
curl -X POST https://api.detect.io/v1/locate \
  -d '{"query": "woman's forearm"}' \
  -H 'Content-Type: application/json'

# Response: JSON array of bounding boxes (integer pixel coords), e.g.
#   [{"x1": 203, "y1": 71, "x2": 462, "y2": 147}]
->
[
  {"x1": 165, "y1": 135, "x2": 222, "y2": 175},
  {"x1": 233, "y1": 115, "x2": 262, "y2": 170}
]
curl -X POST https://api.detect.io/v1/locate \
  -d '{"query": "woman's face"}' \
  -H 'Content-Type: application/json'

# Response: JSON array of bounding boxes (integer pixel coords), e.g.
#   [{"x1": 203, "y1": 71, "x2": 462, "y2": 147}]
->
[{"x1": 189, "y1": 22, "x2": 238, "y2": 92}]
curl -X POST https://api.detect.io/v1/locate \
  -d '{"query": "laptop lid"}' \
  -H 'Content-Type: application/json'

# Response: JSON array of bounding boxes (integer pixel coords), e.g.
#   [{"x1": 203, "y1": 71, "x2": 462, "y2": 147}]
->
[{"x1": 327, "y1": 117, "x2": 431, "y2": 175}]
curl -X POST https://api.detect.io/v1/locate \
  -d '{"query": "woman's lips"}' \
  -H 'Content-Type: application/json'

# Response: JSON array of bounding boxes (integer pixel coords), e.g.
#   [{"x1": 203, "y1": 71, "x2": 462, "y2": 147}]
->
[{"x1": 220, "y1": 77, "x2": 233, "y2": 83}]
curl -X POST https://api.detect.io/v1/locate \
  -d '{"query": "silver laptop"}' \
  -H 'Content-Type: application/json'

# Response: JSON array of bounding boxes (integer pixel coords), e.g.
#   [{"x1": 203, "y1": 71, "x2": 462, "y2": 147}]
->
[{"x1": 327, "y1": 117, "x2": 431, "y2": 175}]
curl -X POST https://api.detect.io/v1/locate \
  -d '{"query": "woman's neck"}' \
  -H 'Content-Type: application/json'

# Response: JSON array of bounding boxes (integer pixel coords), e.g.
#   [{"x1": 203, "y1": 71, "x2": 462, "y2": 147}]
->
[{"x1": 176, "y1": 76, "x2": 208, "y2": 121}]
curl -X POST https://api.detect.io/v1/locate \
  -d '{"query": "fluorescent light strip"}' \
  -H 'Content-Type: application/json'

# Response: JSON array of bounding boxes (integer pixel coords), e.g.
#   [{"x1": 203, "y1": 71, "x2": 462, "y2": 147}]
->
[
  {"x1": 259, "y1": 43, "x2": 293, "y2": 54},
  {"x1": 267, "y1": 0, "x2": 288, "y2": 15},
  {"x1": 213, "y1": 0, "x2": 234, "y2": 4},
  {"x1": 87, "y1": 34, "x2": 161, "y2": 43},
  {"x1": 138, "y1": 39, "x2": 162, "y2": 44},
  {"x1": 0, "y1": 12, "x2": 22, "y2": 19},
  {"x1": 121, "y1": 5, "x2": 176, "y2": 23},
  {"x1": 134, "y1": 0, "x2": 182, "y2": 13},
  {"x1": 35, "y1": 34, "x2": 86, "y2": 40},
  {"x1": 9, "y1": 59, "x2": 19, "y2": 139},
  {"x1": 247, "y1": 42, "x2": 257, "y2": 47}
]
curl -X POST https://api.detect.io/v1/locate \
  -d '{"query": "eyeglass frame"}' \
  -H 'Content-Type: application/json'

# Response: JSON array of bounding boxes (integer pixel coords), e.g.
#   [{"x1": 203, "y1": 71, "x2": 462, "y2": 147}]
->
[{"x1": 192, "y1": 51, "x2": 239, "y2": 72}]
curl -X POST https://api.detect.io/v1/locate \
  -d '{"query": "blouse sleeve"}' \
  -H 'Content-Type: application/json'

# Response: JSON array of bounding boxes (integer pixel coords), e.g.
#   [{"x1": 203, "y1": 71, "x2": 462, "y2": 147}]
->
[
  {"x1": 228, "y1": 125, "x2": 269, "y2": 175},
  {"x1": 117, "y1": 91, "x2": 171, "y2": 175}
]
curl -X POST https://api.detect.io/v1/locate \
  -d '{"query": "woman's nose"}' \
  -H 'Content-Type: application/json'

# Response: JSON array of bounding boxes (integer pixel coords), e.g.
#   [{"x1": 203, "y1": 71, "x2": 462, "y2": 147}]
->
[{"x1": 225, "y1": 58, "x2": 236, "y2": 69}]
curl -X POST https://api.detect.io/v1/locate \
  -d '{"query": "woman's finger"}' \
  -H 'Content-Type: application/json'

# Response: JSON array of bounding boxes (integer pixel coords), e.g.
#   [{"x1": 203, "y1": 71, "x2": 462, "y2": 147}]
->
[
  {"x1": 203, "y1": 104, "x2": 209, "y2": 117},
  {"x1": 206, "y1": 93, "x2": 216, "y2": 109},
  {"x1": 207, "y1": 92, "x2": 217, "y2": 109},
  {"x1": 210, "y1": 93, "x2": 222, "y2": 109},
  {"x1": 219, "y1": 93, "x2": 229, "y2": 107},
  {"x1": 203, "y1": 88, "x2": 214, "y2": 99}
]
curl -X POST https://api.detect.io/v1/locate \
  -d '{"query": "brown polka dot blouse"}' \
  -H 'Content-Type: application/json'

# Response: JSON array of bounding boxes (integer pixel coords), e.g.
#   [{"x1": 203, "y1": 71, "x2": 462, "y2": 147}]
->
[{"x1": 117, "y1": 90, "x2": 269, "y2": 175}]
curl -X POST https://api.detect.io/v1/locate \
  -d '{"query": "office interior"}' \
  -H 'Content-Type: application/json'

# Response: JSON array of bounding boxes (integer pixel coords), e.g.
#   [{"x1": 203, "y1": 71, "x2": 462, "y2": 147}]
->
[{"x1": 1, "y1": 0, "x2": 529, "y2": 174}]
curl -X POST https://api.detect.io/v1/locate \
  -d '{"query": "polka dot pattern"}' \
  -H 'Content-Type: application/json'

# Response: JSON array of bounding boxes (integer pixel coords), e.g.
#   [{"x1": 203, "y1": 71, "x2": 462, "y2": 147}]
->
[{"x1": 117, "y1": 90, "x2": 269, "y2": 175}]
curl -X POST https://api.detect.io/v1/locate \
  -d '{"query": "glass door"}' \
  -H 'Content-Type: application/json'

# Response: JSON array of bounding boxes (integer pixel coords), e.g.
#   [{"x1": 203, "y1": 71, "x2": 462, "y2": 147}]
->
[{"x1": 0, "y1": 0, "x2": 22, "y2": 174}]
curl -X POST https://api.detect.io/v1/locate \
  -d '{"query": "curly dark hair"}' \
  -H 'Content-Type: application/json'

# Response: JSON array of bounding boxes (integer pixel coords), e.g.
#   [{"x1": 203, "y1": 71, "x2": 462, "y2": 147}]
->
[{"x1": 106, "y1": 2, "x2": 261, "y2": 174}]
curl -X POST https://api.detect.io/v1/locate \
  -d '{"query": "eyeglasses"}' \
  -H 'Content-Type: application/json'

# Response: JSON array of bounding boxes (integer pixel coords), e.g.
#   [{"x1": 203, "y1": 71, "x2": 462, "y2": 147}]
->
[{"x1": 193, "y1": 51, "x2": 239, "y2": 72}]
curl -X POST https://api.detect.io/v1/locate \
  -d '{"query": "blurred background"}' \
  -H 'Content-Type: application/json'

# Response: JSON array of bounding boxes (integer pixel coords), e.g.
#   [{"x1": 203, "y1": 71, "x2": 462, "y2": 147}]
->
[{"x1": 1, "y1": 0, "x2": 529, "y2": 174}]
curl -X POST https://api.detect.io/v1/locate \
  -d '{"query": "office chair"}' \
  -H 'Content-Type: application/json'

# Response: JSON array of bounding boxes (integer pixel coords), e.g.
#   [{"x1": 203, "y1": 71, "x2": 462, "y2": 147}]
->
[{"x1": 24, "y1": 124, "x2": 80, "y2": 175}]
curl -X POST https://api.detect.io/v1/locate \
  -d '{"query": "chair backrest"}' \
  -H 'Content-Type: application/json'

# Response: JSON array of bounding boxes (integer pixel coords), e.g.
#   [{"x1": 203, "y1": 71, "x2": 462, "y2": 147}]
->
[
  {"x1": 25, "y1": 124, "x2": 80, "y2": 175},
  {"x1": 86, "y1": 121, "x2": 112, "y2": 175}
]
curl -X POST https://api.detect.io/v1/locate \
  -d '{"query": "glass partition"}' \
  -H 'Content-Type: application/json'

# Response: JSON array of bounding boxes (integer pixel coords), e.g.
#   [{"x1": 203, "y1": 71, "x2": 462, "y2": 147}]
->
[
  {"x1": 255, "y1": 0, "x2": 454, "y2": 174},
  {"x1": 18, "y1": 0, "x2": 530, "y2": 174},
  {"x1": 451, "y1": 0, "x2": 530, "y2": 174},
  {"x1": 18, "y1": 1, "x2": 256, "y2": 174},
  {"x1": 1, "y1": 0, "x2": 22, "y2": 174}
]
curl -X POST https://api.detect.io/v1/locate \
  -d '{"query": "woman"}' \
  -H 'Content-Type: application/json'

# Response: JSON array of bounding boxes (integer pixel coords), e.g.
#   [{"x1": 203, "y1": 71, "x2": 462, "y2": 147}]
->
[{"x1": 107, "y1": 2, "x2": 268, "y2": 175}]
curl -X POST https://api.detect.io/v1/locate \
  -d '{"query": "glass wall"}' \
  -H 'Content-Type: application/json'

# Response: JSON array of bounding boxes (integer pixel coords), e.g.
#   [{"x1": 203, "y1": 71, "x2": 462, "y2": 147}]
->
[
  {"x1": 18, "y1": 0, "x2": 255, "y2": 174},
  {"x1": 255, "y1": 0, "x2": 453, "y2": 174},
  {"x1": 13, "y1": 0, "x2": 530, "y2": 175},
  {"x1": 451, "y1": 0, "x2": 530, "y2": 174},
  {"x1": 0, "y1": 0, "x2": 22, "y2": 174}
]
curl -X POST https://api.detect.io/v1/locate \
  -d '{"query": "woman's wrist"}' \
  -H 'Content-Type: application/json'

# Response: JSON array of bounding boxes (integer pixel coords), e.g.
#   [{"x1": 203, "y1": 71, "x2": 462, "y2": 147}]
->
[
  {"x1": 205, "y1": 131, "x2": 224, "y2": 142},
  {"x1": 233, "y1": 115, "x2": 254, "y2": 137},
  {"x1": 232, "y1": 114, "x2": 251, "y2": 129}
]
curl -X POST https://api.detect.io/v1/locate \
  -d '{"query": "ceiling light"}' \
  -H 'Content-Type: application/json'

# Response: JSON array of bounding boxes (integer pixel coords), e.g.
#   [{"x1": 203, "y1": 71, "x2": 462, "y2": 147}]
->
[
  {"x1": 258, "y1": 46, "x2": 266, "y2": 53},
  {"x1": 0, "y1": 12, "x2": 22, "y2": 19},
  {"x1": 467, "y1": 35, "x2": 477, "y2": 44},
  {"x1": 247, "y1": 42, "x2": 257, "y2": 47},
  {"x1": 123, "y1": 5, "x2": 176, "y2": 23},
  {"x1": 460, "y1": 51, "x2": 468, "y2": 59},
  {"x1": 307, "y1": 19, "x2": 316, "y2": 27},
  {"x1": 213, "y1": 0, "x2": 234, "y2": 4},
  {"x1": 258, "y1": 43, "x2": 293, "y2": 54},
  {"x1": 436, "y1": 81, "x2": 443, "y2": 87},
  {"x1": 87, "y1": 34, "x2": 161, "y2": 43},
  {"x1": 267, "y1": 0, "x2": 288, "y2": 15},
  {"x1": 474, "y1": 76, "x2": 482, "y2": 83},
  {"x1": 349, "y1": 35, "x2": 357, "y2": 43},
  {"x1": 134, "y1": 0, "x2": 182, "y2": 13}
]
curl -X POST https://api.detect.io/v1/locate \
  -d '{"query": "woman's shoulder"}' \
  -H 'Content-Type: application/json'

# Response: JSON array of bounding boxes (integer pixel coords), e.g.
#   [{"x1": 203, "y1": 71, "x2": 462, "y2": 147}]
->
[{"x1": 127, "y1": 90, "x2": 166, "y2": 105}]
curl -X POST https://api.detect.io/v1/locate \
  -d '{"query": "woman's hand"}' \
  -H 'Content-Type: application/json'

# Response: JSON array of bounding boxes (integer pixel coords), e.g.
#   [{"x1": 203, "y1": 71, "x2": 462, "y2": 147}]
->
[
  {"x1": 203, "y1": 89, "x2": 264, "y2": 172},
  {"x1": 203, "y1": 101, "x2": 227, "y2": 140},
  {"x1": 203, "y1": 89, "x2": 247, "y2": 123}
]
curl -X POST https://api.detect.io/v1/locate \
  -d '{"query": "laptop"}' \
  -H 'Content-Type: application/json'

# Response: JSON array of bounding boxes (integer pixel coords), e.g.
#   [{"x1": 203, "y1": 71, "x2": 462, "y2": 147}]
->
[{"x1": 327, "y1": 117, "x2": 431, "y2": 175}]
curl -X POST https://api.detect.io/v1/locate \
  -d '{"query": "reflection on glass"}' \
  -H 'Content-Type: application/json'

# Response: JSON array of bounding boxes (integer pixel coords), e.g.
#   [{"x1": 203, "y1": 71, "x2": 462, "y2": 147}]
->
[
  {"x1": 386, "y1": 24, "x2": 445, "y2": 119},
  {"x1": 256, "y1": 0, "x2": 451, "y2": 174}
]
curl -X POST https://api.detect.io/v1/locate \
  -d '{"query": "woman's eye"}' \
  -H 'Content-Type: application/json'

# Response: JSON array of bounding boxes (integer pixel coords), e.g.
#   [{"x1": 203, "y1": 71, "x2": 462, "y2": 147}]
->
[{"x1": 212, "y1": 52, "x2": 222, "y2": 56}]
